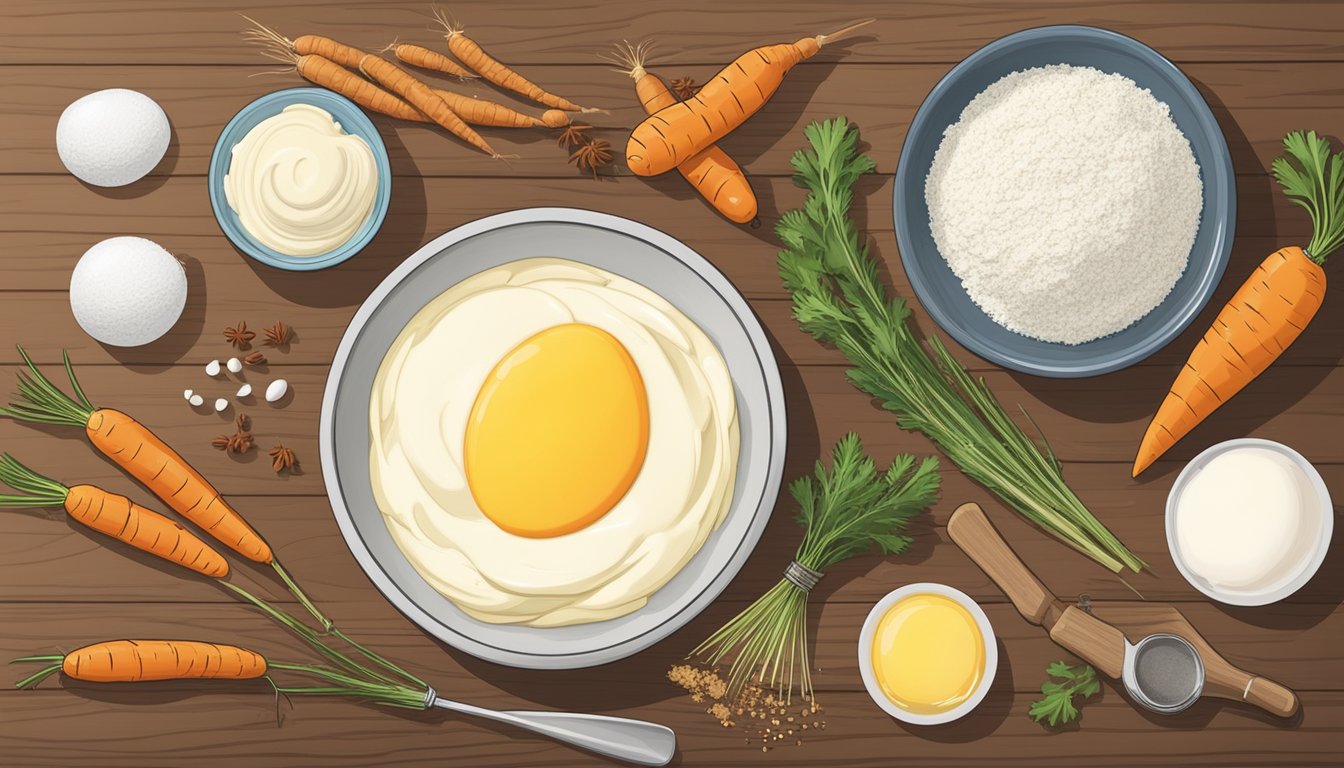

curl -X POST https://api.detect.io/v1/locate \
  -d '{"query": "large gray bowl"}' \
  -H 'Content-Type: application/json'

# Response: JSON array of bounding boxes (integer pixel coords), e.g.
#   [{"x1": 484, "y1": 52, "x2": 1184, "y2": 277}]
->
[
  {"x1": 894, "y1": 25, "x2": 1235, "y2": 377},
  {"x1": 319, "y1": 208, "x2": 786, "y2": 669}
]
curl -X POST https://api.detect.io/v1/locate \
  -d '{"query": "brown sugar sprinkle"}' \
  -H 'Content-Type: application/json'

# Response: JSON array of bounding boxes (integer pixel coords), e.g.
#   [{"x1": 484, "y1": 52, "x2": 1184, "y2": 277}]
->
[
  {"x1": 263, "y1": 321, "x2": 290, "y2": 347},
  {"x1": 667, "y1": 664, "x2": 824, "y2": 749},
  {"x1": 243, "y1": 351, "x2": 267, "y2": 366},
  {"x1": 224, "y1": 321, "x2": 255, "y2": 350}
]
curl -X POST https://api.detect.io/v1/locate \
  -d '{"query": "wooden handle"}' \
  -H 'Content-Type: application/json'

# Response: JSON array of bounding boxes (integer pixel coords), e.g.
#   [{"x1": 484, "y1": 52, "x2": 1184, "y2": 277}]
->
[
  {"x1": 1242, "y1": 676, "x2": 1300, "y2": 718},
  {"x1": 1049, "y1": 606, "x2": 1127, "y2": 680},
  {"x1": 947, "y1": 503, "x2": 1060, "y2": 626}
]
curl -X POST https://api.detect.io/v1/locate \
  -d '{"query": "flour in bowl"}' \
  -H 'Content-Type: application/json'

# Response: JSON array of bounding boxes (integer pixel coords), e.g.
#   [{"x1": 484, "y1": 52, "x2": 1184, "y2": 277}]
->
[{"x1": 925, "y1": 64, "x2": 1203, "y2": 345}]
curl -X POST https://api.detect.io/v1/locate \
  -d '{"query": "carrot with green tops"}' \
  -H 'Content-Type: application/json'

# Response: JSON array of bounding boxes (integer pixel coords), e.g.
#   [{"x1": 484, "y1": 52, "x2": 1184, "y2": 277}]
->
[
  {"x1": 0, "y1": 454, "x2": 229, "y2": 578},
  {"x1": 625, "y1": 19, "x2": 873, "y2": 177},
  {"x1": 434, "y1": 7, "x2": 601, "y2": 114},
  {"x1": 0, "y1": 348, "x2": 330, "y2": 628},
  {"x1": 608, "y1": 41, "x2": 757, "y2": 224},
  {"x1": 12, "y1": 640, "x2": 428, "y2": 709},
  {"x1": 1133, "y1": 130, "x2": 1344, "y2": 475}
]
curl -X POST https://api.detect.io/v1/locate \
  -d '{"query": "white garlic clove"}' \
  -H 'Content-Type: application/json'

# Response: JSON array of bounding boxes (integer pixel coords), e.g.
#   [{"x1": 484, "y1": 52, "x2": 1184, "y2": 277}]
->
[
  {"x1": 205, "y1": 359, "x2": 221, "y2": 376},
  {"x1": 183, "y1": 388, "x2": 193, "y2": 400},
  {"x1": 214, "y1": 398, "x2": 229, "y2": 413},
  {"x1": 189, "y1": 394, "x2": 204, "y2": 407},
  {"x1": 265, "y1": 378, "x2": 288, "y2": 403},
  {"x1": 227, "y1": 357, "x2": 243, "y2": 374},
  {"x1": 237, "y1": 383, "x2": 252, "y2": 398}
]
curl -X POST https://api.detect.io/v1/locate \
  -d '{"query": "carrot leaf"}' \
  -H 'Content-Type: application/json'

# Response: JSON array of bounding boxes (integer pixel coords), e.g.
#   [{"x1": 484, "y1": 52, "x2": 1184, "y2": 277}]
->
[{"x1": 1273, "y1": 130, "x2": 1344, "y2": 264}]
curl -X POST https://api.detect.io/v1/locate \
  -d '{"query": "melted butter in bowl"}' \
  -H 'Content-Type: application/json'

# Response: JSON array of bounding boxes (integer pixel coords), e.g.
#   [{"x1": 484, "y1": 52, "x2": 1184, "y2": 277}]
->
[{"x1": 859, "y1": 583, "x2": 997, "y2": 725}]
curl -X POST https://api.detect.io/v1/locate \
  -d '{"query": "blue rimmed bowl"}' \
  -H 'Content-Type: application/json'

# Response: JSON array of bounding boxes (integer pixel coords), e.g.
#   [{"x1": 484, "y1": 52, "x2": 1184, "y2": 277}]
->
[
  {"x1": 208, "y1": 87, "x2": 391, "y2": 271},
  {"x1": 893, "y1": 26, "x2": 1235, "y2": 378}
]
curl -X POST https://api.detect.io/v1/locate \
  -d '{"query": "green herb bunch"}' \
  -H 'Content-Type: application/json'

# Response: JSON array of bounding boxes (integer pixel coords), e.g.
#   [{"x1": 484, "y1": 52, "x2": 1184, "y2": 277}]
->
[
  {"x1": 688, "y1": 434, "x2": 939, "y2": 703},
  {"x1": 1029, "y1": 661, "x2": 1100, "y2": 726},
  {"x1": 775, "y1": 117, "x2": 1143, "y2": 573}
]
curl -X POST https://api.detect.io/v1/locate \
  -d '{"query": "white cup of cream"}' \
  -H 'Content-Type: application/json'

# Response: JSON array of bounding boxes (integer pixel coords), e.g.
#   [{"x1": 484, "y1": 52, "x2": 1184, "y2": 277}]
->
[{"x1": 1166, "y1": 438, "x2": 1333, "y2": 606}]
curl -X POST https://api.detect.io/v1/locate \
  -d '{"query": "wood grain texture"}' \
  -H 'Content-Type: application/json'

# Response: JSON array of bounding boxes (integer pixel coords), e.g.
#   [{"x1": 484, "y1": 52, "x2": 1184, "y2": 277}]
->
[
  {"x1": 3, "y1": 1, "x2": 1343, "y2": 65},
  {"x1": 2, "y1": 1, "x2": 1342, "y2": 765},
  {"x1": 4, "y1": 63, "x2": 1339, "y2": 178}
]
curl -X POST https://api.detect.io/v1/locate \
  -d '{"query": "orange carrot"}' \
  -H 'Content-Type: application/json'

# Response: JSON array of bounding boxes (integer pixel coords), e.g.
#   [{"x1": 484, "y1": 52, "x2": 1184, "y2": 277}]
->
[
  {"x1": 390, "y1": 41, "x2": 477, "y2": 79},
  {"x1": 1133, "y1": 131, "x2": 1343, "y2": 475},
  {"x1": 609, "y1": 41, "x2": 757, "y2": 224},
  {"x1": 60, "y1": 640, "x2": 267, "y2": 683},
  {"x1": 294, "y1": 54, "x2": 426, "y2": 121},
  {"x1": 625, "y1": 19, "x2": 873, "y2": 177},
  {"x1": 430, "y1": 89, "x2": 569, "y2": 128},
  {"x1": 0, "y1": 351, "x2": 271, "y2": 563},
  {"x1": 357, "y1": 53, "x2": 501, "y2": 157},
  {"x1": 0, "y1": 454, "x2": 230, "y2": 578},
  {"x1": 434, "y1": 7, "x2": 599, "y2": 113}
]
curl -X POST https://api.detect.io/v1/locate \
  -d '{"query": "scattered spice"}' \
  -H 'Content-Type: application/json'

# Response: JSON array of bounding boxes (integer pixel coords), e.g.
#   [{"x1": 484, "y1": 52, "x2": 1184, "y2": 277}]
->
[
  {"x1": 243, "y1": 351, "x2": 267, "y2": 366},
  {"x1": 263, "y1": 321, "x2": 290, "y2": 347},
  {"x1": 213, "y1": 414, "x2": 254, "y2": 455},
  {"x1": 668, "y1": 664, "x2": 822, "y2": 750},
  {"x1": 556, "y1": 124, "x2": 590, "y2": 149},
  {"x1": 269, "y1": 443, "x2": 298, "y2": 474},
  {"x1": 224, "y1": 321, "x2": 255, "y2": 350},
  {"x1": 670, "y1": 76, "x2": 700, "y2": 100},
  {"x1": 211, "y1": 435, "x2": 232, "y2": 451},
  {"x1": 569, "y1": 138, "x2": 613, "y2": 179}
]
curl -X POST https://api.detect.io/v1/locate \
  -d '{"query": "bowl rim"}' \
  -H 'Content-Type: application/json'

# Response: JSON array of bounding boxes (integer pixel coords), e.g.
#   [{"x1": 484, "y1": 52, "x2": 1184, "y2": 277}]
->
[
  {"x1": 857, "y1": 582, "x2": 999, "y2": 725},
  {"x1": 318, "y1": 207, "x2": 788, "y2": 668},
  {"x1": 1165, "y1": 437, "x2": 1334, "y2": 606},
  {"x1": 892, "y1": 24, "x2": 1235, "y2": 377},
  {"x1": 207, "y1": 86, "x2": 392, "y2": 272}
]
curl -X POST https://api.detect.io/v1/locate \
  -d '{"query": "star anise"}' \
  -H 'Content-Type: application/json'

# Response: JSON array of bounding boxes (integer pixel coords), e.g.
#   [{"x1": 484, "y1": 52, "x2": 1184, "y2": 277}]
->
[
  {"x1": 224, "y1": 321, "x2": 255, "y2": 350},
  {"x1": 670, "y1": 76, "x2": 700, "y2": 100},
  {"x1": 263, "y1": 321, "x2": 290, "y2": 347},
  {"x1": 230, "y1": 433, "x2": 255, "y2": 454},
  {"x1": 269, "y1": 443, "x2": 298, "y2": 473},
  {"x1": 557, "y1": 124, "x2": 590, "y2": 149},
  {"x1": 243, "y1": 351, "x2": 267, "y2": 366},
  {"x1": 236, "y1": 413, "x2": 250, "y2": 433},
  {"x1": 211, "y1": 435, "x2": 233, "y2": 451},
  {"x1": 569, "y1": 138, "x2": 613, "y2": 179}
]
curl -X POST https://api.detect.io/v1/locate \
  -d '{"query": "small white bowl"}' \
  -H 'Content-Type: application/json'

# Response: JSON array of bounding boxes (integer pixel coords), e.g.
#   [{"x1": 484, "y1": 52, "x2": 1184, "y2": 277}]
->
[
  {"x1": 1166, "y1": 438, "x2": 1333, "y2": 606},
  {"x1": 857, "y1": 583, "x2": 997, "y2": 726}
]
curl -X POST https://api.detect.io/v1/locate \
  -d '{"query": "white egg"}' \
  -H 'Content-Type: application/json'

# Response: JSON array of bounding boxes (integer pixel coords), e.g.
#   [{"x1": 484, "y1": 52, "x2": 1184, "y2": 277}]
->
[
  {"x1": 69, "y1": 236, "x2": 186, "y2": 347},
  {"x1": 57, "y1": 89, "x2": 170, "y2": 187},
  {"x1": 227, "y1": 357, "x2": 243, "y2": 373},
  {"x1": 236, "y1": 383, "x2": 252, "y2": 398},
  {"x1": 205, "y1": 359, "x2": 221, "y2": 376},
  {"x1": 214, "y1": 398, "x2": 229, "y2": 413},
  {"x1": 189, "y1": 394, "x2": 204, "y2": 407}
]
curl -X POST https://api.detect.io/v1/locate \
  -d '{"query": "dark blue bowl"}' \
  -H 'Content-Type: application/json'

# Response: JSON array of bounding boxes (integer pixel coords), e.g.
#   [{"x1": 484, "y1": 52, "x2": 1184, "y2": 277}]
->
[
  {"x1": 208, "y1": 88, "x2": 391, "y2": 271},
  {"x1": 893, "y1": 26, "x2": 1234, "y2": 377}
]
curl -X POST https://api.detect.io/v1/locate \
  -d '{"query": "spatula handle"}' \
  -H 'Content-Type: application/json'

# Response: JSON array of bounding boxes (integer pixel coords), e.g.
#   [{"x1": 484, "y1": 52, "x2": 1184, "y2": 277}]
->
[
  {"x1": 1048, "y1": 605, "x2": 1126, "y2": 680},
  {"x1": 947, "y1": 503, "x2": 1060, "y2": 626},
  {"x1": 1242, "y1": 676, "x2": 1300, "y2": 718}
]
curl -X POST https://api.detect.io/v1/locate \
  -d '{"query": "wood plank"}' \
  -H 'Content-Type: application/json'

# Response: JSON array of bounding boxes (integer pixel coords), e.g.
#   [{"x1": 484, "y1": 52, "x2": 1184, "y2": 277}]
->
[
  {"x1": 3, "y1": 63, "x2": 1337, "y2": 178},
  {"x1": 4, "y1": 461, "x2": 1341, "y2": 606},
  {"x1": 0, "y1": 362, "x2": 1338, "y2": 476},
  {"x1": 0, "y1": 601, "x2": 1338, "y2": 700},
  {"x1": 3, "y1": 1, "x2": 1342, "y2": 65},
  {"x1": 0, "y1": 687, "x2": 1338, "y2": 767}
]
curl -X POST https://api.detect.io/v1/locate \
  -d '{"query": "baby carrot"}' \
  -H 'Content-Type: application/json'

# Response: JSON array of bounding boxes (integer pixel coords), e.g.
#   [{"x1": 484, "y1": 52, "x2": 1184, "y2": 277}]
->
[
  {"x1": 389, "y1": 41, "x2": 477, "y2": 79},
  {"x1": 357, "y1": 53, "x2": 502, "y2": 157}
]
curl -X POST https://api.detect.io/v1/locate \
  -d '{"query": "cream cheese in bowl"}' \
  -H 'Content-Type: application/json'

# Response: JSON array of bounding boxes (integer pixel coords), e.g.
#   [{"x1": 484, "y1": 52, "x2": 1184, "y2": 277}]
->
[
  {"x1": 1166, "y1": 438, "x2": 1332, "y2": 605},
  {"x1": 223, "y1": 103, "x2": 377, "y2": 257}
]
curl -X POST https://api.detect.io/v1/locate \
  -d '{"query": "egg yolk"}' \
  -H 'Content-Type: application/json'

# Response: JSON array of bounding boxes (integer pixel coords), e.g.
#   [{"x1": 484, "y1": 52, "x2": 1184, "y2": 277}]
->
[
  {"x1": 871, "y1": 593, "x2": 985, "y2": 715},
  {"x1": 464, "y1": 323, "x2": 650, "y2": 538}
]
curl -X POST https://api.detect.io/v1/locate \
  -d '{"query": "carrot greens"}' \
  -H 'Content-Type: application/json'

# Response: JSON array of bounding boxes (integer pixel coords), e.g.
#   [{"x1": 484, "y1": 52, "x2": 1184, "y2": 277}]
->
[{"x1": 775, "y1": 118, "x2": 1143, "y2": 573}]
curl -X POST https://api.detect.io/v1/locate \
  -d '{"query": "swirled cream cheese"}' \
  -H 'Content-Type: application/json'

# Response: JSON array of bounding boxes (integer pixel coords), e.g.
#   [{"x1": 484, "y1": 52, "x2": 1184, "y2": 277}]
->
[
  {"x1": 223, "y1": 104, "x2": 377, "y2": 257},
  {"x1": 368, "y1": 259, "x2": 740, "y2": 627}
]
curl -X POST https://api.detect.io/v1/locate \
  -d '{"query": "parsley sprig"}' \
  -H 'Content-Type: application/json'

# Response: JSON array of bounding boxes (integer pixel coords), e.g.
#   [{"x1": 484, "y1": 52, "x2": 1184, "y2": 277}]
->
[
  {"x1": 776, "y1": 117, "x2": 1143, "y2": 573},
  {"x1": 1029, "y1": 661, "x2": 1100, "y2": 727}
]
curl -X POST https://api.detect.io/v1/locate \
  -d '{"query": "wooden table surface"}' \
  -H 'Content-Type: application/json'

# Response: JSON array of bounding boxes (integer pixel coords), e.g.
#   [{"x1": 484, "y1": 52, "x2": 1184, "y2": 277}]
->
[{"x1": 2, "y1": 1, "x2": 1342, "y2": 765}]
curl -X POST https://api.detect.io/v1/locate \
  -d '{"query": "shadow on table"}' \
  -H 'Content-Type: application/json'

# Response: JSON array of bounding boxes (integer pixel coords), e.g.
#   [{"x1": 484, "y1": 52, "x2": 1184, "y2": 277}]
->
[{"x1": 234, "y1": 127, "x2": 430, "y2": 309}]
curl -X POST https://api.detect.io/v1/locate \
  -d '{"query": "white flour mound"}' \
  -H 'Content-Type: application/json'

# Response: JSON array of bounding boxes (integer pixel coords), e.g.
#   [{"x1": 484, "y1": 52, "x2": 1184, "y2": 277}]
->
[{"x1": 925, "y1": 64, "x2": 1203, "y2": 345}]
